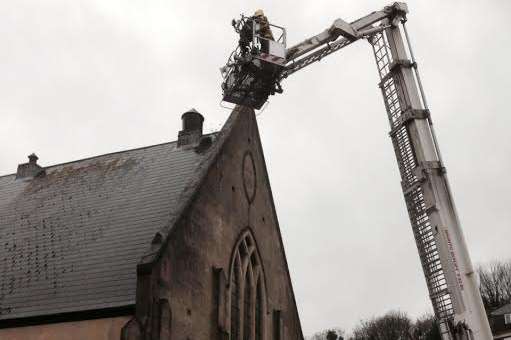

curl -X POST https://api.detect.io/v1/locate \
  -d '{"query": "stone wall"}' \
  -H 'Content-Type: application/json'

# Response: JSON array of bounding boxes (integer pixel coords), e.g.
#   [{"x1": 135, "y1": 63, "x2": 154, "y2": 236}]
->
[
  {"x1": 162, "y1": 107, "x2": 303, "y2": 340},
  {"x1": 125, "y1": 107, "x2": 304, "y2": 340}
]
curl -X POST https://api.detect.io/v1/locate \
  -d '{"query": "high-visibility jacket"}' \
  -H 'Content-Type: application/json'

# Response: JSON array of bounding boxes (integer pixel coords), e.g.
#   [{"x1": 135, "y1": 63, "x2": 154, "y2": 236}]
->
[{"x1": 255, "y1": 15, "x2": 274, "y2": 41}]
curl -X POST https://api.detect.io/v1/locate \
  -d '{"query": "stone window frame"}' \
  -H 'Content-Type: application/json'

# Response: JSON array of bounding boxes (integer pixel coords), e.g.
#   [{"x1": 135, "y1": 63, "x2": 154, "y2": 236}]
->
[{"x1": 229, "y1": 229, "x2": 268, "y2": 340}]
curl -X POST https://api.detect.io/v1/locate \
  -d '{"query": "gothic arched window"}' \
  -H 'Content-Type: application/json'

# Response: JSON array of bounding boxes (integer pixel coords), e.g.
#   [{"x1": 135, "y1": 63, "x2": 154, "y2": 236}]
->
[
  {"x1": 255, "y1": 278, "x2": 263, "y2": 340},
  {"x1": 243, "y1": 267, "x2": 252, "y2": 340},
  {"x1": 229, "y1": 230, "x2": 267, "y2": 340},
  {"x1": 231, "y1": 254, "x2": 241, "y2": 340}
]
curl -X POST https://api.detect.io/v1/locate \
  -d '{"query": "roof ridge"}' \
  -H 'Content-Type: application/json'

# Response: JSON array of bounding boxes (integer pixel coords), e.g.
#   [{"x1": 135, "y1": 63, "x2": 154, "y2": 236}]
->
[
  {"x1": 0, "y1": 132, "x2": 218, "y2": 179},
  {"x1": 138, "y1": 106, "x2": 249, "y2": 268}
]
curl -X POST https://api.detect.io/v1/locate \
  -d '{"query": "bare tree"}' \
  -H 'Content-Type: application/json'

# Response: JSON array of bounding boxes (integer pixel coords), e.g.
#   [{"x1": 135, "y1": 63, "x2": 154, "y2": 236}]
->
[
  {"x1": 477, "y1": 260, "x2": 511, "y2": 313},
  {"x1": 309, "y1": 260, "x2": 511, "y2": 340},
  {"x1": 350, "y1": 311, "x2": 412, "y2": 340},
  {"x1": 410, "y1": 314, "x2": 441, "y2": 340},
  {"x1": 308, "y1": 328, "x2": 345, "y2": 340}
]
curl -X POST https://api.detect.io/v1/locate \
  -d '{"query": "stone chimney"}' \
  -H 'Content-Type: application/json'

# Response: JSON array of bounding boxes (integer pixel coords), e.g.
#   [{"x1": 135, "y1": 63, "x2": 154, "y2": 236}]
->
[
  {"x1": 177, "y1": 108, "x2": 204, "y2": 147},
  {"x1": 16, "y1": 153, "x2": 45, "y2": 179}
]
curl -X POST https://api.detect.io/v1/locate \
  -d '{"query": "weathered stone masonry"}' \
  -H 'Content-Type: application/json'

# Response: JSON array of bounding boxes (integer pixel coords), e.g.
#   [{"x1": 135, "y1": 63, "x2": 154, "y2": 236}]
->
[
  {"x1": 121, "y1": 106, "x2": 303, "y2": 340},
  {"x1": 0, "y1": 106, "x2": 303, "y2": 340}
]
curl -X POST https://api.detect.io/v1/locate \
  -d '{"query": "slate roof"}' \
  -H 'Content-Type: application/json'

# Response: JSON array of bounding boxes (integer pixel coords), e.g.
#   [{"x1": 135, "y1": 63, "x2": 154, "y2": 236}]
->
[{"x1": 0, "y1": 135, "x2": 217, "y2": 320}]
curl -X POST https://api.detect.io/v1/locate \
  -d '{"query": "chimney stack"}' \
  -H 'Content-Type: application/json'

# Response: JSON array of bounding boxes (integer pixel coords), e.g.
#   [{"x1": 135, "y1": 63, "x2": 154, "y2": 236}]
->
[
  {"x1": 178, "y1": 108, "x2": 204, "y2": 147},
  {"x1": 16, "y1": 153, "x2": 45, "y2": 179},
  {"x1": 28, "y1": 153, "x2": 38, "y2": 164}
]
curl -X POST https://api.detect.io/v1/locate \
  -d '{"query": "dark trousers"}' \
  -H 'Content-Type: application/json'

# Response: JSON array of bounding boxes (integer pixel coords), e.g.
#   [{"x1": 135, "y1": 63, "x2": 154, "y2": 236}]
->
[{"x1": 261, "y1": 40, "x2": 269, "y2": 54}]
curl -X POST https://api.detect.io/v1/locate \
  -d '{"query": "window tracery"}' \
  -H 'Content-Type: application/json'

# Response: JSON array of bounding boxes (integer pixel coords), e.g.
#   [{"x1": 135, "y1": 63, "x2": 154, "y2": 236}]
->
[
  {"x1": 229, "y1": 230, "x2": 266, "y2": 340},
  {"x1": 231, "y1": 255, "x2": 241, "y2": 340}
]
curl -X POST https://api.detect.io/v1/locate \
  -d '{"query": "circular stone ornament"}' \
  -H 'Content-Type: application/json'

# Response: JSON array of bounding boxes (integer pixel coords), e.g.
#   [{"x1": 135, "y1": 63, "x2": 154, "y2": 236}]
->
[{"x1": 242, "y1": 151, "x2": 257, "y2": 203}]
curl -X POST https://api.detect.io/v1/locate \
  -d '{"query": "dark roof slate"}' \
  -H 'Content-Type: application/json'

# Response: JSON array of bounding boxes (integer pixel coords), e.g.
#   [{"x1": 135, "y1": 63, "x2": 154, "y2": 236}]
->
[{"x1": 0, "y1": 136, "x2": 217, "y2": 320}]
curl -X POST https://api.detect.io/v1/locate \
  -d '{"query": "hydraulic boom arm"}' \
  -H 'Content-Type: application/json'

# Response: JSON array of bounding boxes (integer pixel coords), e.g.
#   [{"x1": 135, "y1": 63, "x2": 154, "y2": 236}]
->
[
  {"x1": 221, "y1": 5, "x2": 493, "y2": 339},
  {"x1": 282, "y1": 2, "x2": 407, "y2": 78}
]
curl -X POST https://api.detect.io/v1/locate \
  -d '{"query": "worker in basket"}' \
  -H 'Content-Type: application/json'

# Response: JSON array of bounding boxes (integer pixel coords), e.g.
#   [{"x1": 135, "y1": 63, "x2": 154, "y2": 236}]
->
[
  {"x1": 253, "y1": 9, "x2": 282, "y2": 95},
  {"x1": 232, "y1": 8, "x2": 282, "y2": 106},
  {"x1": 253, "y1": 9, "x2": 274, "y2": 54},
  {"x1": 238, "y1": 9, "x2": 274, "y2": 54}
]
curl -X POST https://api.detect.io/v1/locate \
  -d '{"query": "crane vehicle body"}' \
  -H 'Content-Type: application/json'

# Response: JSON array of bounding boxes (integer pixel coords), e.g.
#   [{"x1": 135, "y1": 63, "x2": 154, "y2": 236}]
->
[{"x1": 220, "y1": 3, "x2": 493, "y2": 340}]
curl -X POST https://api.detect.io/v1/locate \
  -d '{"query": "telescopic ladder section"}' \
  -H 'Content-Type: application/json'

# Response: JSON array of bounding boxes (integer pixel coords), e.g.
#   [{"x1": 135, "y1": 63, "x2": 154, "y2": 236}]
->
[
  {"x1": 370, "y1": 28, "x2": 454, "y2": 340},
  {"x1": 369, "y1": 21, "x2": 492, "y2": 340},
  {"x1": 281, "y1": 37, "x2": 353, "y2": 79},
  {"x1": 222, "y1": 4, "x2": 493, "y2": 338}
]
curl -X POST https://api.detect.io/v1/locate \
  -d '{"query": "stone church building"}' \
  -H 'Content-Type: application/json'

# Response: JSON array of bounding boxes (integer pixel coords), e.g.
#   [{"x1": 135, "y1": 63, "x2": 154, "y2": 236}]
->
[{"x1": 0, "y1": 106, "x2": 304, "y2": 340}]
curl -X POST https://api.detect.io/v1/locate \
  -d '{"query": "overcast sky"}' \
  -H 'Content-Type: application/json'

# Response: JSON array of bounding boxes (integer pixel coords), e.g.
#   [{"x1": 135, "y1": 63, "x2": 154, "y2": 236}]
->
[{"x1": 1, "y1": 0, "x2": 510, "y2": 336}]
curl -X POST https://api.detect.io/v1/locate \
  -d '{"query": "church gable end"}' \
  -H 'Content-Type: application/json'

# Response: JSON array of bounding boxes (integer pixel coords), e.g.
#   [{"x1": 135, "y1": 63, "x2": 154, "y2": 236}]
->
[{"x1": 128, "y1": 106, "x2": 304, "y2": 340}]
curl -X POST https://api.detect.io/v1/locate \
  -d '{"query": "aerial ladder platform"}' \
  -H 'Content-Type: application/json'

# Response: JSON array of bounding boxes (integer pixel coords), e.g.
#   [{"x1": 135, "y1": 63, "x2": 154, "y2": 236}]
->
[{"x1": 220, "y1": 3, "x2": 493, "y2": 340}]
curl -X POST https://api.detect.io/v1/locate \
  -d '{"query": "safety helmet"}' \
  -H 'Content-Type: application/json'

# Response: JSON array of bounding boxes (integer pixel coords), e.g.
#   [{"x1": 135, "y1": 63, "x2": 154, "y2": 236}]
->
[{"x1": 254, "y1": 9, "x2": 264, "y2": 17}]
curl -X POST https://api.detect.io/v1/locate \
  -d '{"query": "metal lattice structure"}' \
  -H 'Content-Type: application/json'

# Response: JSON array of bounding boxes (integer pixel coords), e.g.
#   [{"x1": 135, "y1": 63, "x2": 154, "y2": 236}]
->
[
  {"x1": 370, "y1": 28, "x2": 454, "y2": 338},
  {"x1": 221, "y1": 4, "x2": 493, "y2": 339},
  {"x1": 281, "y1": 38, "x2": 353, "y2": 79}
]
